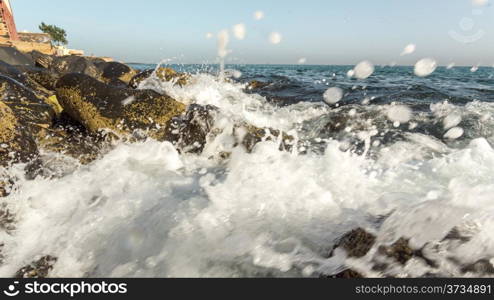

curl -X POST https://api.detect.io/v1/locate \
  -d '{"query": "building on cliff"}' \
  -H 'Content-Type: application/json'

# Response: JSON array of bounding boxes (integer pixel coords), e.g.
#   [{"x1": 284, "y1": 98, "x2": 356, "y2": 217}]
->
[{"x1": 0, "y1": 0, "x2": 84, "y2": 56}]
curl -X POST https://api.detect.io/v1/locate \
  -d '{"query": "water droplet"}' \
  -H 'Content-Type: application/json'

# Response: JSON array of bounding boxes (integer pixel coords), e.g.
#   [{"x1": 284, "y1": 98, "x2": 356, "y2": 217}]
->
[
  {"x1": 401, "y1": 44, "x2": 416, "y2": 56},
  {"x1": 323, "y1": 87, "x2": 343, "y2": 104},
  {"x1": 387, "y1": 105, "x2": 412, "y2": 123},
  {"x1": 269, "y1": 32, "x2": 282, "y2": 44},
  {"x1": 414, "y1": 58, "x2": 437, "y2": 77},
  {"x1": 233, "y1": 23, "x2": 246, "y2": 40},
  {"x1": 354, "y1": 60, "x2": 374, "y2": 79}
]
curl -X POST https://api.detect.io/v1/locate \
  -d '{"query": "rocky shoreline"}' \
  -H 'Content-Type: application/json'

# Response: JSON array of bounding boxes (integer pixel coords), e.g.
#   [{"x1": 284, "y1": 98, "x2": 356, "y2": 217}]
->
[{"x1": 1, "y1": 49, "x2": 493, "y2": 278}]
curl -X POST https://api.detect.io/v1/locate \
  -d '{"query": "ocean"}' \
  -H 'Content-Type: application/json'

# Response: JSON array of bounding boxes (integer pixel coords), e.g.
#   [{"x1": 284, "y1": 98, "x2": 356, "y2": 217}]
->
[{"x1": 2, "y1": 63, "x2": 494, "y2": 277}]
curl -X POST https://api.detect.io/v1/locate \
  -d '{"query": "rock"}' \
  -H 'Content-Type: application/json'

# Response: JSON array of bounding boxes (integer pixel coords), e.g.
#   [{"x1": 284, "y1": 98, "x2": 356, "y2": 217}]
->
[
  {"x1": 333, "y1": 228, "x2": 377, "y2": 258},
  {"x1": 29, "y1": 50, "x2": 54, "y2": 69},
  {"x1": 0, "y1": 101, "x2": 39, "y2": 166},
  {"x1": 377, "y1": 238, "x2": 415, "y2": 265},
  {"x1": 165, "y1": 104, "x2": 218, "y2": 153},
  {"x1": 323, "y1": 269, "x2": 364, "y2": 278},
  {"x1": 38, "y1": 115, "x2": 104, "y2": 165},
  {"x1": 15, "y1": 256, "x2": 57, "y2": 278},
  {"x1": 51, "y1": 55, "x2": 102, "y2": 80},
  {"x1": 0, "y1": 203, "x2": 15, "y2": 232},
  {"x1": 237, "y1": 125, "x2": 294, "y2": 153},
  {"x1": 0, "y1": 46, "x2": 34, "y2": 66},
  {"x1": 246, "y1": 80, "x2": 270, "y2": 90},
  {"x1": 129, "y1": 67, "x2": 188, "y2": 89},
  {"x1": 0, "y1": 61, "x2": 52, "y2": 99},
  {"x1": 55, "y1": 73, "x2": 186, "y2": 139},
  {"x1": 0, "y1": 74, "x2": 56, "y2": 138},
  {"x1": 19, "y1": 67, "x2": 60, "y2": 91},
  {"x1": 98, "y1": 61, "x2": 138, "y2": 84}
]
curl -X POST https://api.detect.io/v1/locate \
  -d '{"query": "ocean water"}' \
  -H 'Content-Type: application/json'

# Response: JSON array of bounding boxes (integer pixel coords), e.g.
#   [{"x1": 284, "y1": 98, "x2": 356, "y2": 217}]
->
[{"x1": 2, "y1": 64, "x2": 494, "y2": 277}]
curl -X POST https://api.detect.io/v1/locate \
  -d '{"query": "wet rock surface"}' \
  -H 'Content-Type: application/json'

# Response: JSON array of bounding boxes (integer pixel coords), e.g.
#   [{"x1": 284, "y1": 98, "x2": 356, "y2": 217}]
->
[
  {"x1": 15, "y1": 256, "x2": 57, "y2": 278},
  {"x1": 55, "y1": 73, "x2": 186, "y2": 138},
  {"x1": 129, "y1": 67, "x2": 189, "y2": 89}
]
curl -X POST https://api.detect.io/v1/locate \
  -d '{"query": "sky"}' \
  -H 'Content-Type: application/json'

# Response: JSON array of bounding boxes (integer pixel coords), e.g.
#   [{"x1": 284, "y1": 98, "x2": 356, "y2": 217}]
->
[{"x1": 11, "y1": 0, "x2": 494, "y2": 66}]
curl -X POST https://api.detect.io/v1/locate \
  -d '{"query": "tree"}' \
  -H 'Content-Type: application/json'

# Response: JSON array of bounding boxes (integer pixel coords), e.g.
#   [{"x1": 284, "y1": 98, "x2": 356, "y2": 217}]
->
[{"x1": 38, "y1": 22, "x2": 68, "y2": 46}]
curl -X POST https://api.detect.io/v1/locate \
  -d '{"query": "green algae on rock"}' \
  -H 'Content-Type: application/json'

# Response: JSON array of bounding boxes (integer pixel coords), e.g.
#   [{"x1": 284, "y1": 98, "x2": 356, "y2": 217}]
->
[{"x1": 129, "y1": 67, "x2": 189, "y2": 89}]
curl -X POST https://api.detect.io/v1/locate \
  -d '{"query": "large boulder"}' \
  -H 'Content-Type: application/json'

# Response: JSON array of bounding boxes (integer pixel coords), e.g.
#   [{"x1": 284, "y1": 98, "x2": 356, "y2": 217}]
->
[
  {"x1": 0, "y1": 101, "x2": 38, "y2": 166},
  {"x1": 0, "y1": 46, "x2": 34, "y2": 66},
  {"x1": 50, "y1": 55, "x2": 102, "y2": 80},
  {"x1": 0, "y1": 74, "x2": 56, "y2": 139},
  {"x1": 55, "y1": 73, "x2": 186, "y2": 139},
  {"x1": 97, "y1": 61, "x2": 137, "y2": 84},
  {"x1": 129, "y1": 67, "x2": 188, "y2": 89}
]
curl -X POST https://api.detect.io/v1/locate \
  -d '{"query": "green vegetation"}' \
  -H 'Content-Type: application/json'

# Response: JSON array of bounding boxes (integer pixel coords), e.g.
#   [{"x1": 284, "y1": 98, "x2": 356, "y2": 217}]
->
[{"x1": 38, "y1": 22, "x2": 68, "y2": 46}]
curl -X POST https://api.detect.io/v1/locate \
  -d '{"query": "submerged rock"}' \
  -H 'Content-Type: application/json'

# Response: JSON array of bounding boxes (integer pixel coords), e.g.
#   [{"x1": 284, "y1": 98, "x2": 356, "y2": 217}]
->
[
  {"x1": 238, "y1": 125, "x2": 294, "y2": 153},
  {"x1": 15, "y1": 256, "x2": 57, "y2": 278},
  {"x1": 56, "y1": 73, "x2": 186, "y2": 139},
  {"x1": 129, "y1": 67, "x2": 188, "y2": 89},
  {"x1": 165, "y1": 104, "x2": 218, "y2": 153},
  {"x1": 333, "y1": 228, "x2": 377, "y2": 258}
]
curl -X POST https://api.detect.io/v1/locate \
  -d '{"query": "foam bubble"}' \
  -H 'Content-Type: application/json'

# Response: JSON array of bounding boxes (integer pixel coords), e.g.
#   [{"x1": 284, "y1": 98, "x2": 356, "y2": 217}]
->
[
  {"x1": 323, "y1": 87, "x2": 344, "y2": 104},
  {"x1": 444, "y1": 127, "x2": 464, "y2": 140},
  {"x1": 401, "y1": 44, "x2": 416, "y2": 56},
  {"x1": 298, "y1": 58, "x2": 307, "y2": 64},
  {"x1": 386, "y1": 105, "x2": 412, "y2": 124},
  {"x1": 254, "y1": 11, "x2": 265, "y2": 20},
  {"x1": 233, "y1": 24, "x2": 246, "y2": 40},
  {"x1": 414, "y1": 58, "x2": 437, "y2": 77},
  {"x1": 269, "y1": 32, "x2": 282, "y2": 45},
  {"x1": 354, "y1": 61, "x2": 375, "y2": 79},
  {"x1": 443, "y1": 113, "x2": 462, "y2": 130}
]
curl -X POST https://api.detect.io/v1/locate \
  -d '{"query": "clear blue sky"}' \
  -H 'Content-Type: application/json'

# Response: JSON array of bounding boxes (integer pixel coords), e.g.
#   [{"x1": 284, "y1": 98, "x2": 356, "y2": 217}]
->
[{"x1": 11, "y1": 0, "x2": 494, "y2": 65}]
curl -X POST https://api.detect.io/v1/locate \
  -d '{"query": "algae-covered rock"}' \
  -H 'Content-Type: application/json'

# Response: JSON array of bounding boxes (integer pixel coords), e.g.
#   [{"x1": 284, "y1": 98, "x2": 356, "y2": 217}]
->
[
  {"x1": 56, "y1": 73, "x2": 186, "y2": 138},
  {"x1": 129, "y1": 67, "x2": 189, "y2": 89},
  {"x1": 0, "y1": 74, "x2": 55, "y2": 138},
  {"x1": 165, "y1": 104, "x2": 218, "y2": 153},
  {"x1": 0, "y1": 102, "x2": 38, "y2": 166},
  {"x1": 98, "y1": 61, "x2": 138, "y2": 84}
]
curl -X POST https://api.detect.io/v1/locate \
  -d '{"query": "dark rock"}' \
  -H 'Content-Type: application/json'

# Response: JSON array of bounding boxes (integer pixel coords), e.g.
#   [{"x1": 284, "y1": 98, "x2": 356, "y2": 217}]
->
[
  {"x1": 0, "y1": 61, "x2": 52, "y2": 99},
  {"x1": 0, "y1": 46, "x2": 34, "y2": 66},
  {"x1": 28, "y1": 50, "x2": 54, "y2": 69},
  {"x1": 378, "y1": 238, "x2": 416, "y2": 265},
  {"x1": 129, "y1": 67, "x2": 188, "y2": 89},
  {"x1": 19, "y1": 67, "x2": 60, "y2": 91},
  {"x1": 0, "y1": 101, "x2": 39, "y2": 166},
  {"x1": 165, "y1": 104, "x2": 218, "y2": 153},
  {"x1": 333, "y1": 228, "x2": 377, "y2": 258},
  {"x1": 98, "y1": 61, "x2": 137, "y2": 84},
  {"x1": 462, "y1": 259, "x2": 494, "y2": 275},
  {"x1": 237, "y1": 125, "x2": 294, "y2": 153},
  {"x1": 55, "y1": 73, "x2": 186, "y2": 139},
  {"x1": 15, "y1": 256, "x2": 57, "y2": 278},
  {"x1": 0, "y1": 203, "x2": 15, "y2": 232},
  {"x1": 0, "y1": 74, "x2": 56, "y2": 138},
  {"x1": 323, "y1": 269, "x2": 364, "y2": 278},
  {"x1": 246, "y1": 80, "x2": 270, "y2": 90},
  {"x1": 51, "y1": 55, "x2": 102, "y2": 79}
]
